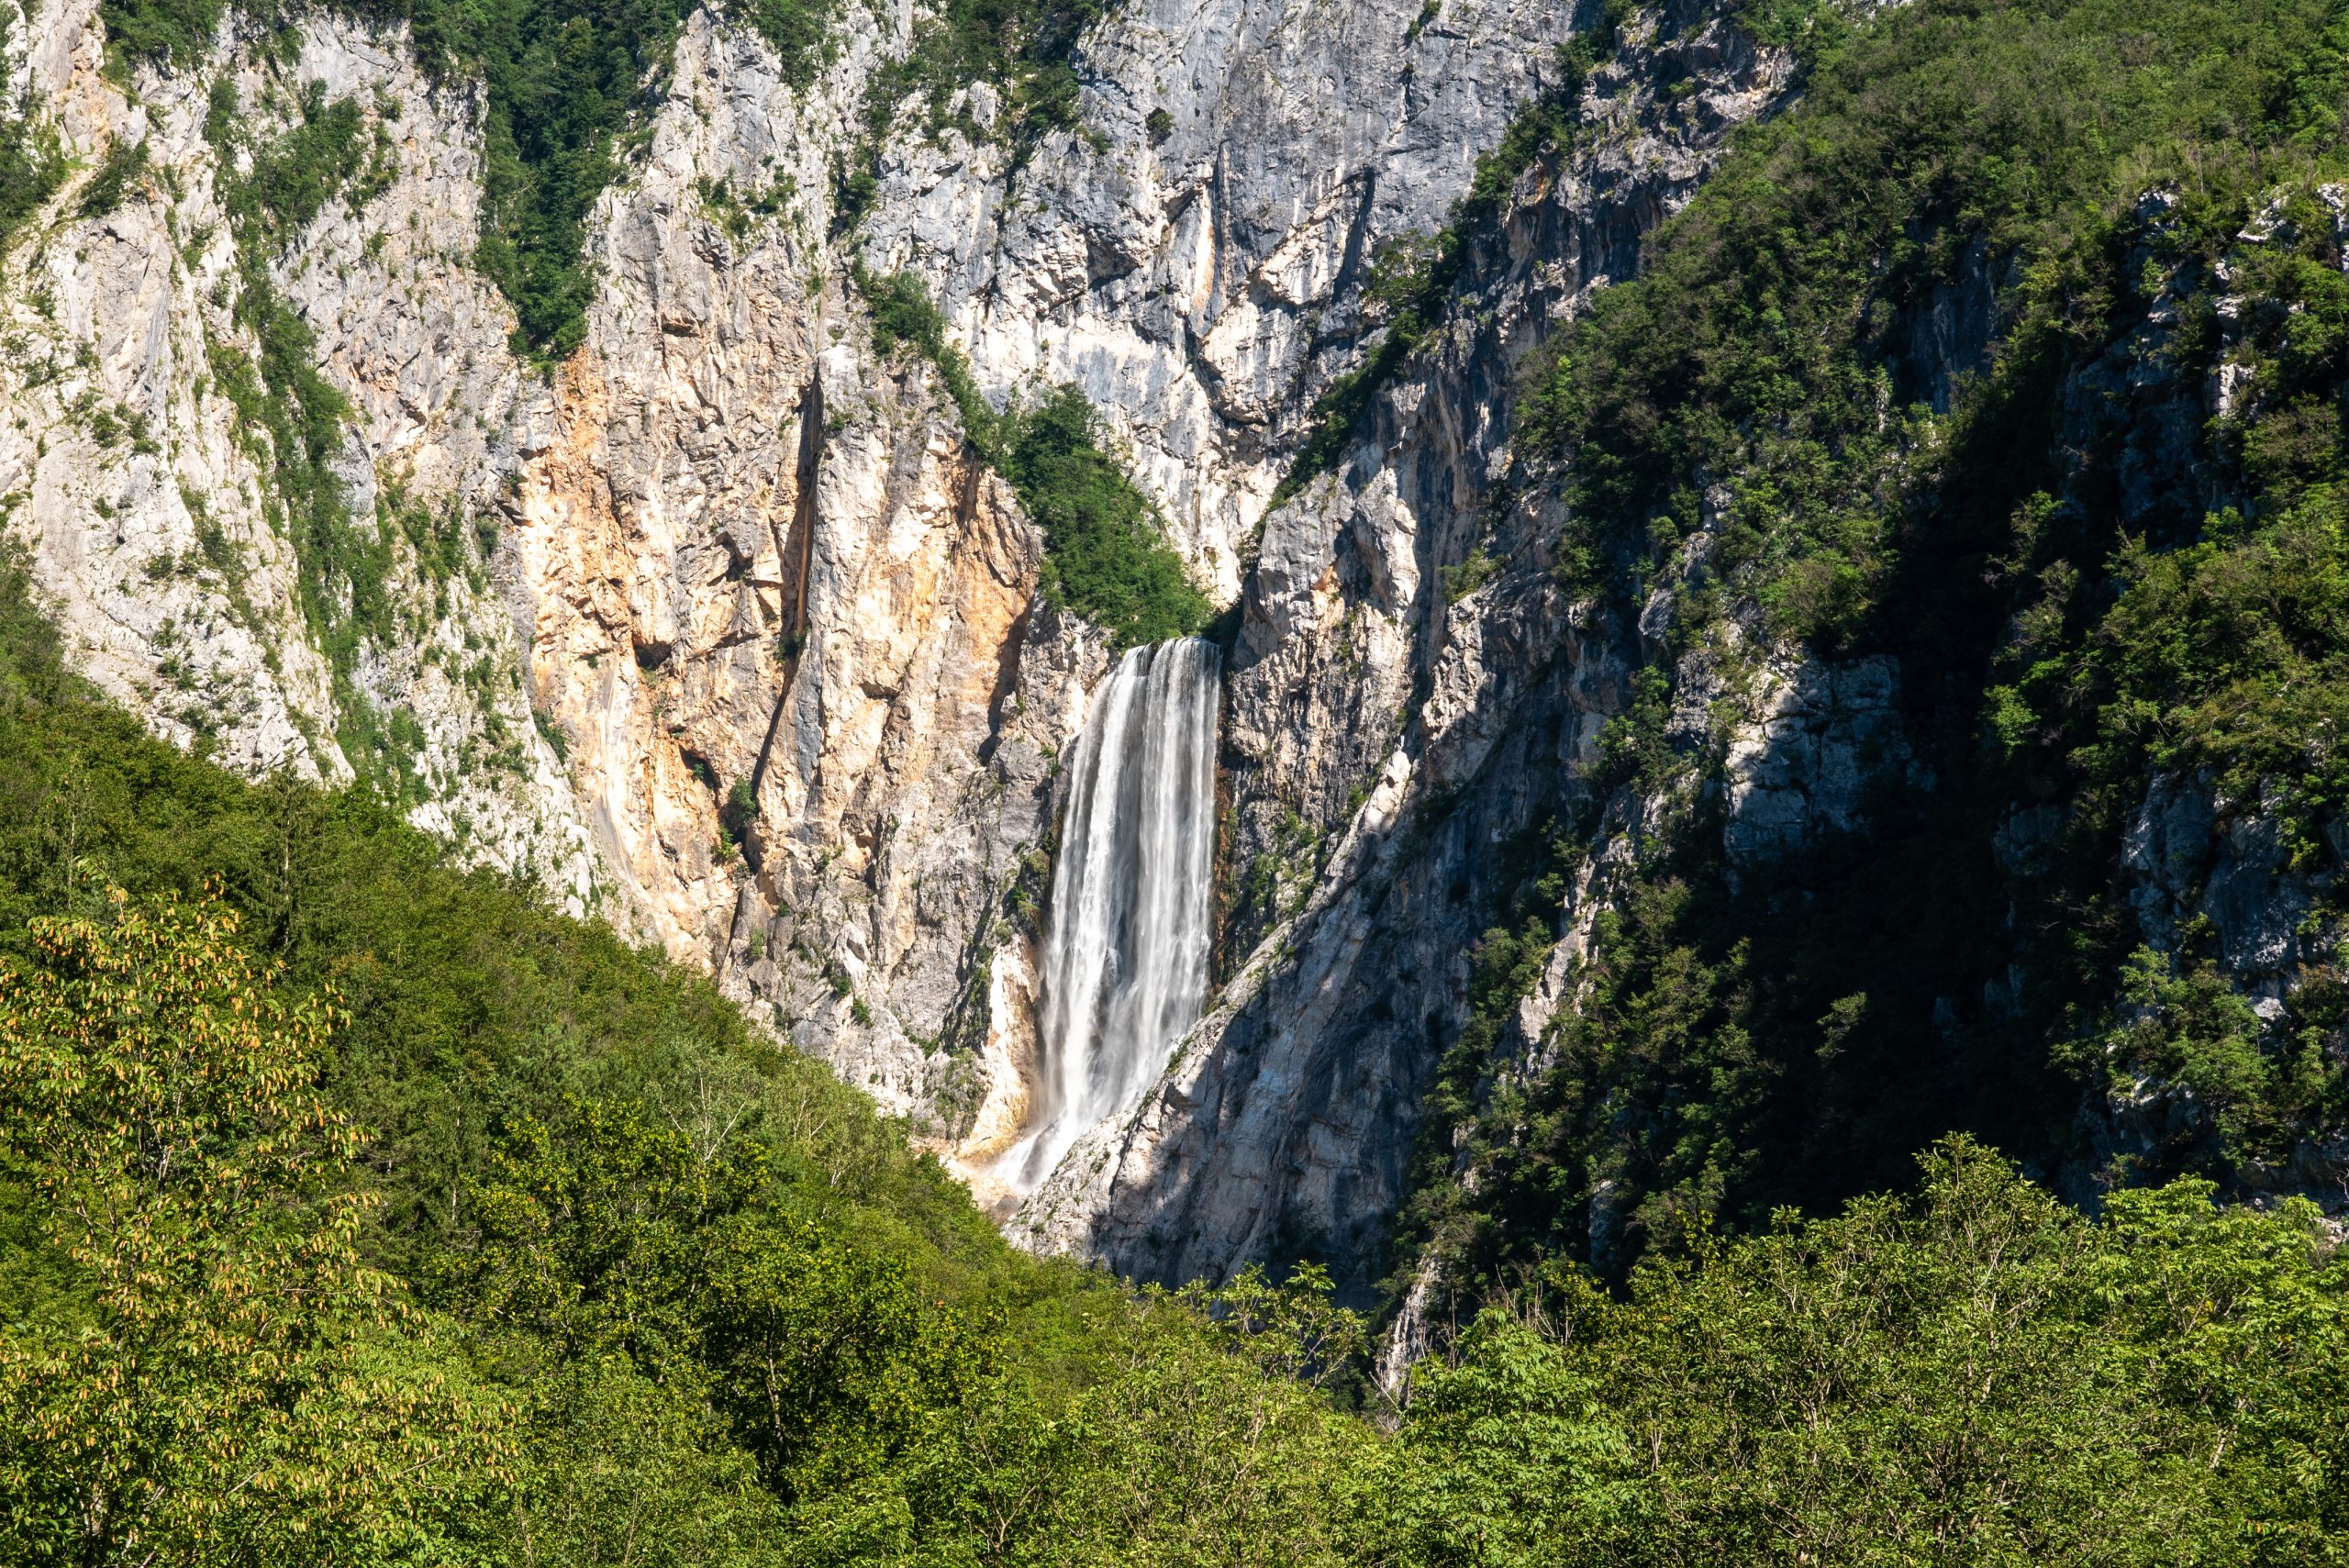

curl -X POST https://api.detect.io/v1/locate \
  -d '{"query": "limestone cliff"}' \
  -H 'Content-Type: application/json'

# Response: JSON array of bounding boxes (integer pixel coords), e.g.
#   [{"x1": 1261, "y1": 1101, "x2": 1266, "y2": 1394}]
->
[
  {"x1": 1018, "y1": 1, "x2": 1805, "y2": 1286},
  {"x1": 0, "y1": 0, "x2": 1666, "y2": 1186}
]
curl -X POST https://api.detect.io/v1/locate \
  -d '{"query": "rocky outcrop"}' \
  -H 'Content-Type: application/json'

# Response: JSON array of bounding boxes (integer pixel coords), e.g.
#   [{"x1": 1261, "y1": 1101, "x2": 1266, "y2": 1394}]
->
[
  {"x1": 1722, "y1": 655, "x2": 1920, "y2": 873},
  {"x1": 1020, "y1": 5, "x2": 1804, "y2": 1292},
  {"x1": 0, "y1": 0, "x2": 601, "y2": 899}
]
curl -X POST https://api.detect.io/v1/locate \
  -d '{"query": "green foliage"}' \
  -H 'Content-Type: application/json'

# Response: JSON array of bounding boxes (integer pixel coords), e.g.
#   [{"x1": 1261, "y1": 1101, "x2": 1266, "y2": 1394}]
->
[
  {"x1": 860, "y1": 263, "x2": 999, "y2": 446},
  {"x1": 1388, "y1": 825, "x2": 1581, "y2": 1296},
  {"x1": 1375, "y1": 1141, "x2": 2349, "y2": 1566},
  {"x1": 831, "y1": 0, "x2": 1113, "y2": 232},
  {"x1": 721, "y1": 775, "x2": 759, "y2": 848},
  {"x1": 0, "y1": 120, "x2": 60, "y2": 249},
  {"x1": 225, "y1": 78, "x2": 390, "y2": 237},
  {"x1": 0, "y1": 894, "x2": 508, "y2": 1564},
  {"x1": 427, "y1": 0, "x2": 693, "y2": 361},
  {"x1": 0, "y1": 564, "x2": 1370, "y2": 1564},
  {"x1": 0, "y1": 559, "x2": 2343, "y2": 1556},
  {"x1": 732, "y1": 0, "x2": 835, "y2": 81},
  {"x1": 102, "y1": 0, "x2": 838, "y2": 361},
  {"x1": 200, "y1": 76, "x2": 466, "y2": 792},
  {"x1": 857, "y1": 269, "x2": 1208, "y2": 650},
  {"x1": 72, "y1": 135, "x2": 148, "y2": 221},
  {"x1": 25, "y1": 4, "x2": 2349, "y2": 1551},
  {"x1": 1631, "y1": 1141, "x2": 2349, "y2": 1562},
  {"x1": 509, "y1": 1351, "x2": 787, "y2": 1567},
  {"x1": 408, "y1": 0, "x2": 835, "y2": 359},
  {"x1": 96, "y1": 0, "x2": 1108, "y2": 359},
  {"x1": 1592, "y1": 665, "x2": 1675, "y2": 791},
  {"x1": 696, "y1": 171, "x2": 795, "y2": 246},
  {"x1": 2066, "y1": 941, "x2": 2277, "y2": 1158},
  {"x1": 864, "y1": 0, "x2": 1108, "y2": 150},
  {"x1": 1001, "y1": 384, "x2": 1210, "y2": 650},
  {"x1": 903, "y1": 1265, "x2": 1375, "y2": 1567},
  {"x1": 446, "y1": 1098, "x2": 991, "y2": 1514},
  {"x1": 94, "y1": 0, "x2": 227, "y2": 69},
  {"x1": 1721, "y1": 0, "x2": 1866, "y2": 60},
  {"x1": 1364, "y1": 1312, "x2": 1634, "y2": 1567},
  {"x1": 2080, "y1": 505, "x2": 2349, "y2": 862},
  {"x1": 1439, "y1": 545, "x2": 1498, "y2": 602},
  {"x1": 1523, "y1": 0, "x2": 2349, "y2": 643}
]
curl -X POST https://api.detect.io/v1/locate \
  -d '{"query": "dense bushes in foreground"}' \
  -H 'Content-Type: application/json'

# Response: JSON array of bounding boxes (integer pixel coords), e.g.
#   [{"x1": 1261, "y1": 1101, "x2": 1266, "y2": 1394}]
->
[{"x1": 2, "y1": 894, "x2": 2341, "y2": 1563}]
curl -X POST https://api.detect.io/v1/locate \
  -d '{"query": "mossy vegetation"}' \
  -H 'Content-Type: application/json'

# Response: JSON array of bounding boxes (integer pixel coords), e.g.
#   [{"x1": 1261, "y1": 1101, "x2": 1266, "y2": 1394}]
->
[
  {"x1": 860, "y1": 267, "x2": 1208, "y2": 650},
  {"x1": 72, "y1": 135, "x2": 150, "y2": 221}
]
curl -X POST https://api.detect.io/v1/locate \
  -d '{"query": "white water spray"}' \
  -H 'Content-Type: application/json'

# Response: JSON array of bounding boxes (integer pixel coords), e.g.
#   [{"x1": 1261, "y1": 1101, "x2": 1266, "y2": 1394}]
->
[{"x1": 995, "y1": 638, "x2": 1221, "y2": 1196}]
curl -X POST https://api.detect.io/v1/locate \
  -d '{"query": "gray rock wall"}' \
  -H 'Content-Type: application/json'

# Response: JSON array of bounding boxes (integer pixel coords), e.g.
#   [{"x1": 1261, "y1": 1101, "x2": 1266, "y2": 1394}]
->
[
  {"x1": 1019, "y1": 5, "x2": 1805, "y2": 1293},
  {"x1": 1, "y1": 0, "x2": 1724, "y2": 1231}
]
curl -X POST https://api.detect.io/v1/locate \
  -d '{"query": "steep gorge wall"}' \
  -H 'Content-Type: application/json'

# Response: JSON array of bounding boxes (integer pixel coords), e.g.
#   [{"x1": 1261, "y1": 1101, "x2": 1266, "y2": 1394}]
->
[
  {"x1": 1025, "y1": 0, "x2": 2349, "y2": 1337},
  {"x1": 1019, "y1": 2, "x2": 1802, "y2": 1288},
  {"x1": 0, "y1": 0, "x2": 1687, "y2": 1222},
  {"x1": 0, "y1": 0, "x2": 604, "y2": 891}
]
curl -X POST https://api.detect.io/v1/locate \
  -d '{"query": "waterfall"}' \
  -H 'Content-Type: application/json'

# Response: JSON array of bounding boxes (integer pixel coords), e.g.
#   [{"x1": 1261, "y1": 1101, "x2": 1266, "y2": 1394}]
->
[{"x1": 994, "y1": 638, "x2": 1221, "y2": 1196}]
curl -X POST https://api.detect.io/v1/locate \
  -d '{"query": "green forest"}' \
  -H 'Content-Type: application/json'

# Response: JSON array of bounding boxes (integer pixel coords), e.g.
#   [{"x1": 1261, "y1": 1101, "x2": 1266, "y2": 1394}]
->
[
  {"x1": 5, "y1": 0, "x2": 2349, "y2": 1560},
  {"x1": 0, "y1": 539, "x2": 2342, "y2": 1561}
]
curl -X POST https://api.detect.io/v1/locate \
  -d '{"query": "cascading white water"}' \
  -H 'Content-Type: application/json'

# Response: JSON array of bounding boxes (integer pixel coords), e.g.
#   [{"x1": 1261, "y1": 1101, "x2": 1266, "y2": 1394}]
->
[{"x1": 994, "y1": 638, "x2": 1221, "y2": 1196}]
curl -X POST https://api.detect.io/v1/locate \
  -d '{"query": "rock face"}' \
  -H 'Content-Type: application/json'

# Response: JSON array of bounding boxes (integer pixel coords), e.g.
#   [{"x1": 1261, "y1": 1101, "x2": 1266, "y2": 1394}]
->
[
  {"x1": 1722, "y1": 656, "x2": 1920, "y2": 874},
  {"x1": 1019, "y1": 6, "x2": 1804, "y2": 1290},
  {"x1": 3, "y1": 0, "x2": 1708, "y2": 1204},
  {"x1": 0, "y1": 0, "x2": 601, "y2": 897},
  {"x1": 863, "y1": 0, "x2": 1590, "y2": 601}
]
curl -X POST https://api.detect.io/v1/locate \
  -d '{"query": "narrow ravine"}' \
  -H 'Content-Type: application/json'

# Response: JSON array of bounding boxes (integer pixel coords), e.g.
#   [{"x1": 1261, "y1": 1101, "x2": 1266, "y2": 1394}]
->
[{"x1": 992, "y1": 638, "x2": 1221, "y2": 1195}]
